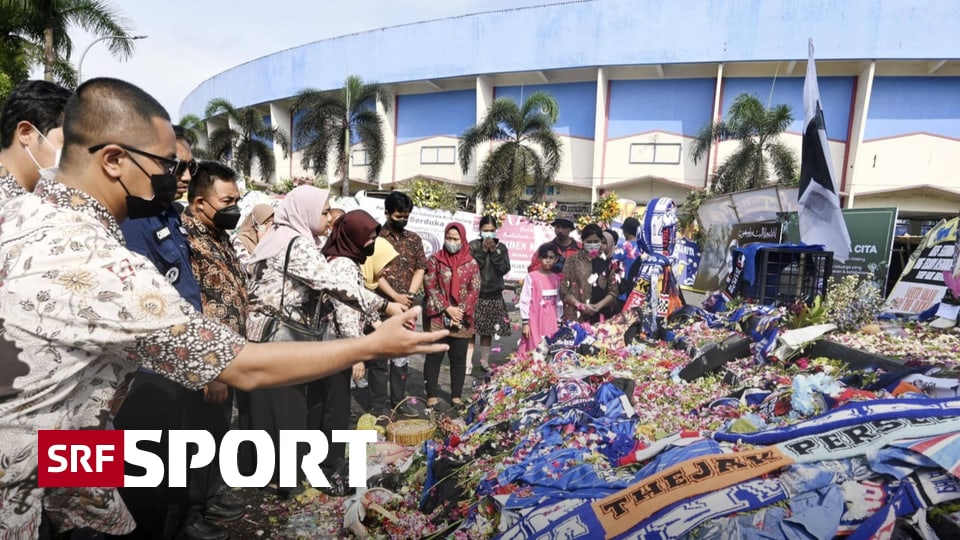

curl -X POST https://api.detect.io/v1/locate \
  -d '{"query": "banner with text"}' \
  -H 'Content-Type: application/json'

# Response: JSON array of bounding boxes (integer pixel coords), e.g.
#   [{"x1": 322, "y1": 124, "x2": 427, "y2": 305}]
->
[
  {"x1": 784, "y1": 207, "x2": 898, "y2": 285},
  {"x1": 885, "y1": 217, "x2": 958, "y2": 314},
  {"x1": 353, "y1": 197, "x2": 554, "y2": 281}
]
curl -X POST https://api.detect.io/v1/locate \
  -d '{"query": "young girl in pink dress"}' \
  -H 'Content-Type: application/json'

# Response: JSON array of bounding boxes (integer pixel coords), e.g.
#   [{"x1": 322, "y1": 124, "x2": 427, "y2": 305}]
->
[{"x1": 517, "y1": 244, "x2": 563, "y2": 355}]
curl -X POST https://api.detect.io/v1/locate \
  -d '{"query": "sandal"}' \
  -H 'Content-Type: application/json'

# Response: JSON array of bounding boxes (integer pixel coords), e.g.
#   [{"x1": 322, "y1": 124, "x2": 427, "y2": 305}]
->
[
  {"x1": 451, "y1": 398, "x2": 463, "y2": 407},
  {"x1": 478, "y1": 359, "x2": 491, "y2": 372},
  {"x1": 426, "y1": 397, "x2": 439, "y2": 408}
]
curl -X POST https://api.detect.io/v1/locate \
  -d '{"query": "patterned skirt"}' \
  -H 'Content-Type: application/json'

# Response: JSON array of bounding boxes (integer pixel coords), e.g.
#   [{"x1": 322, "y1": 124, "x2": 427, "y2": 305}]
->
[{"x1": 474, "y1": 296, "x2": 513, "y2": 337}]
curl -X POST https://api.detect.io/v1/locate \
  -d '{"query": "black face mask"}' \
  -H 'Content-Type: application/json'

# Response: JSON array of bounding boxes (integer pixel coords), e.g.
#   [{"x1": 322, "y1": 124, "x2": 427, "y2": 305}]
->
[
  {"x1": 120, "y1": 173, "x2": 178, "y2": 219},
  {"x1": 207, "y1": 203, "x2": 241, "y2": 230},
  {"x1": 388, "y1": 218, "x2": 408, "y2": 231},
  {"x1": 362, "y1": 243, "x2": 376, "y2": 257}
]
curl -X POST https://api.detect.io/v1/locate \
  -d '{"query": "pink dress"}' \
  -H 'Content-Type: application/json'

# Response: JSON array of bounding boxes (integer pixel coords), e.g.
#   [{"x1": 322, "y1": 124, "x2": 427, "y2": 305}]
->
[{"x1": 517, "y1": 271, "x2": 563, "y2": 355}]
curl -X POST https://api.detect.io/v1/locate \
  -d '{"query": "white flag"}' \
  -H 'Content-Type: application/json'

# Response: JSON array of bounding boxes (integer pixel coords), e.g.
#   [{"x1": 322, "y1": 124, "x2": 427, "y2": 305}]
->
[{"x1": 798, "y1": 39, "x2": 851, "y2": 263}]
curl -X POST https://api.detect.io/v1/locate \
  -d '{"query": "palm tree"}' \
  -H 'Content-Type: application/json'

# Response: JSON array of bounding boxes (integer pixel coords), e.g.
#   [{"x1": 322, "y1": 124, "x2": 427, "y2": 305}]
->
[
  {"x1": 3, "y1": 0, "x2": 136, "y2": 84},
  {"x1": 204, "y1": 98, "x2": 289, "y2": 182},
  {"x1": 691, "y1": 93, "x2": 797, "y2": 194},
  {"x1": 459, "y1": 90, "x2": 562, "y2": 207},
  {"x1": 176, "y1": 113, "x2": 212, "y2": 159},
  {"x1": 292, "y1": 75, "x2": 393, "y2": 197}
]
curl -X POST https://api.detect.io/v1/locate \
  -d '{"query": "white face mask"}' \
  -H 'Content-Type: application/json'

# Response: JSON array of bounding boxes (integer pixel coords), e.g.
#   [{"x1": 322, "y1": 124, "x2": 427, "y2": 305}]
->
[{"x1": 24, "y1": 126, "x2": 60, "y2": 175}]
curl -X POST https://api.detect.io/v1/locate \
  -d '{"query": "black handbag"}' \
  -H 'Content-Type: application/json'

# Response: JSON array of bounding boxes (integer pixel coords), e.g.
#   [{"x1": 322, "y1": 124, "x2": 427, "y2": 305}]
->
[{"x1": 258, "y1": 238, "x2": 326, "y2": 343}]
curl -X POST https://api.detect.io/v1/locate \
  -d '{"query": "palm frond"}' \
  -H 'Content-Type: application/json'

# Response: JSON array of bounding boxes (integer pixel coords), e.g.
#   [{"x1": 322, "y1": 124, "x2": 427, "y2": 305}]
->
[
  {"x1": 766, "y1": 141, "x2": 798, "y2": 185},
  {"x1": 353, "y1": 108, "x2": 384, "y2": 182},
  {"x1": 206, "y1": 127, "x2": 236, "y2": 162},
  {"x1": 523, "y1": 128, "x2": 562, "y2": 178},
  {"x1": 204, "y1": 98, "x2": 237, "y2": 121},
  {"x1": 519, "y1": 91, "x2": 559, "y2": 125}
]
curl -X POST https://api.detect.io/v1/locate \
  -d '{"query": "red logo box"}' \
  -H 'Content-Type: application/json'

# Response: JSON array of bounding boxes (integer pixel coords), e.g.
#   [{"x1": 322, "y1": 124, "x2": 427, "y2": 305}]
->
[{"x1": 38, "y1": 430, "x2": 125, "y2": 487}]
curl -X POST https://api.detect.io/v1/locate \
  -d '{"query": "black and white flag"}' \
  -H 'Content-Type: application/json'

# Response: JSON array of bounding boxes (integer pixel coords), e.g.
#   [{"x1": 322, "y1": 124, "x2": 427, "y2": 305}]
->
[{"x1": 799, "y1": 39, "x2": 851, "y2": 262}]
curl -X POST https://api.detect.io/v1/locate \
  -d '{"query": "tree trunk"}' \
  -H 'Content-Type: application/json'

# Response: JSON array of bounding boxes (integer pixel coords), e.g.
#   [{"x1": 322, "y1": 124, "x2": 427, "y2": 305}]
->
[
  {"x1": 340, "y1": 119, "x2": 350, "y2": 197},
  {"x1": 44, "y1": 27, "x2": 54, "y2": 82}
]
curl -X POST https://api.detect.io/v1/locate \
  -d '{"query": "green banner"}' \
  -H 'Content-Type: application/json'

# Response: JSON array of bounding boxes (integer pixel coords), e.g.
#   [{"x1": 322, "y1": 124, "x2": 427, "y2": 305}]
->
[{"x1": 784, "y1": 208, "x2": 898, "y2": 284}]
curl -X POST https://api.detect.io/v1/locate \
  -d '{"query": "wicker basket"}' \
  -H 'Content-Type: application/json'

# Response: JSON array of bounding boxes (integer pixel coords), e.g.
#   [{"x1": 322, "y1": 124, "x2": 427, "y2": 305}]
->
[{"x1": 386, "y1": 419, "x2": 436, "y2": 445}]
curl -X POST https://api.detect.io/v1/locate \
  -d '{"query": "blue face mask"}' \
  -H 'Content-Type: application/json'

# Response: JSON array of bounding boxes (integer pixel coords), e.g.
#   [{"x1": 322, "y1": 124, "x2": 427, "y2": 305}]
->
[{"x1": 480, "y1": 231, "x2": 496, "y2": 240}]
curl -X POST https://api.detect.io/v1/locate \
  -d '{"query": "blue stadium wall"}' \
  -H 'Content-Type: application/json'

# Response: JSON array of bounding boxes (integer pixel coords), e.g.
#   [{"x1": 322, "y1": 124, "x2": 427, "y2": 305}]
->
[{"x1": 182, "y1": 0, "x2": 960, "y2": 214}]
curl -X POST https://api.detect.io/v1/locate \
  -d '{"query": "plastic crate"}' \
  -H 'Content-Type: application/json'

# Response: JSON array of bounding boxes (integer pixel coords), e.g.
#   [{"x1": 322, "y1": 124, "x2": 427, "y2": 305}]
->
[{"x1": 752, "y1": 247, "x2": 833, "y2": 306}]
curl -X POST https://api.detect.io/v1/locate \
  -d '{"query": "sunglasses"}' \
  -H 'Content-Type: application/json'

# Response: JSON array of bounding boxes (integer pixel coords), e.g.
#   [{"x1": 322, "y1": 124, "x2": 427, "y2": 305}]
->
[{"x1": 88, "y1": 143, "x2": 193, "y2": 178}]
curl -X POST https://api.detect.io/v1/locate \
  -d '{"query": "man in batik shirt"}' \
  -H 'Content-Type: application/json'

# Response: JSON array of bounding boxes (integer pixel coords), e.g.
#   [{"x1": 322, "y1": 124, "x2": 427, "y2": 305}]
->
[
  {"x1": 0, "y1": 77, "x2": 447, "y2": 540},
  {"x1": 0, "y1": 80, "x2": 72, "y2": 199},
  {"x1": 370, "y1": 191, "x2": 427, "y2": 416}
]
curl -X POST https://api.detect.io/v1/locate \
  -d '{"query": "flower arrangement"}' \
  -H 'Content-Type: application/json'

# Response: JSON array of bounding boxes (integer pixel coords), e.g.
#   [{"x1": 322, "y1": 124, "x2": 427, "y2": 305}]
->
[
  {"x1": 406, "y1": 176, "x2": 460, "y2": 213},
  {"x1": 524, "y1": 200, "x2": 558, "y2": 225},
  {"x1": 481, "y1": 201, "x2": 509, "y2": 223},
  {"x1": 270, "y1": 176, "x2": 328, "y2": 194},
  {"x1": 592, "y1": 191, "x2": 621, "y2": 227},
  {"x1": 575, "y1": 213, "x2": 594, "y2": 230},
  {"x1": 824, "y1": 274, "x2": 884, "y2": 331}
]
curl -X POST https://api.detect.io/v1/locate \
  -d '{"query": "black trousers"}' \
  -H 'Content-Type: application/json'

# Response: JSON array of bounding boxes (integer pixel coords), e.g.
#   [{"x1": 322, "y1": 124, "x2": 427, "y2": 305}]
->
[
  {"x1": 112, "y1": 372, "x2": 225, "y2": 539},
  {"x1": 365, "y1": 359, "x2": 407, "y2": 416},
  {"x1": 306, "y1": 368, "x2": 350, "y2": 476},
  {"x1": 423, "y1": 337, "x2": 470, "y2": 401},
  {"x1": 243, "y1": 385, "x2": 307, "y2": 487}
]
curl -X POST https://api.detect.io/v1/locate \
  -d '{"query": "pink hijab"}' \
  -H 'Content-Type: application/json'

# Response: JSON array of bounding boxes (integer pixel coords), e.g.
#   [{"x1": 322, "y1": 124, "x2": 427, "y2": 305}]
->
[{"x1": 247, "y1": 186, "x2": 330, "y2": 265}]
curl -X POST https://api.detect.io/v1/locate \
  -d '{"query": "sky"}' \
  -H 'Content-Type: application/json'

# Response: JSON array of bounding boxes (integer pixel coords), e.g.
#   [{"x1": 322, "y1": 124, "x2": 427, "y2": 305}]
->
[{"x1": 48, "y1": 0, "x2": 572, "y2": 121}]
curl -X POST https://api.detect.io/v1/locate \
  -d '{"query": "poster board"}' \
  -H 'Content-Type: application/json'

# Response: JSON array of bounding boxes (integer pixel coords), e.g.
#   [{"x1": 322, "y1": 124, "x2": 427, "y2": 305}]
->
[
  {"x1": 783, "y1": 207, "x2": 898, "y2": 286},
  {"x1": 692, "y1": 221, "x2": 781, "y2": 292},
  {"x1": 885, "y1": 217, "x2": 959, "y2": 314}
]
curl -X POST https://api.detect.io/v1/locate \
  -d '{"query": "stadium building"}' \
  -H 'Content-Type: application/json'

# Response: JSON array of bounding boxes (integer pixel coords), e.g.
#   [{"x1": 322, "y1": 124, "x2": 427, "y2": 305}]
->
[{"x1": 181, "y1": 0, "x2": 960, "y2": 219}]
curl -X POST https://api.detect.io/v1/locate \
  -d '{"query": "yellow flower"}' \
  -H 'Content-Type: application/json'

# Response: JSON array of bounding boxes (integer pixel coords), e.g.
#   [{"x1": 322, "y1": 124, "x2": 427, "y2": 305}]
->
[{"x1": 56, "y1": 268, "x2": 97, "y2": 294}]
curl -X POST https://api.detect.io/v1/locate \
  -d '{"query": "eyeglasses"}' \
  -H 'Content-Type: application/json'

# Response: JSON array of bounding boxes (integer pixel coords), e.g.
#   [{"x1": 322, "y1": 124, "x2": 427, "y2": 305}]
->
[
  {"x1": 88, "y1": 143, "x2": 189, "y2": 178},
  {"x1": 183, "y1": 159, "x2": 199, "y2": 177}
]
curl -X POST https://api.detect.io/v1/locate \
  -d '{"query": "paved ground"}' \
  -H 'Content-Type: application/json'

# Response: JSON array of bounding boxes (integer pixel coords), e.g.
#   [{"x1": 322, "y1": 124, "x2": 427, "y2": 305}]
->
[{"x1": 348, "y1": 287, "x2": 522, "y2": 420}]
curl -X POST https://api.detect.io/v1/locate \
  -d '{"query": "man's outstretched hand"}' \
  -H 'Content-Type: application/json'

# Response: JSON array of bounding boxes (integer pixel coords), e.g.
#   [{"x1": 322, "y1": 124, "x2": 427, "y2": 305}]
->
[{"x1": 369, "y1": 306, "x2": 448, "y2": 358}]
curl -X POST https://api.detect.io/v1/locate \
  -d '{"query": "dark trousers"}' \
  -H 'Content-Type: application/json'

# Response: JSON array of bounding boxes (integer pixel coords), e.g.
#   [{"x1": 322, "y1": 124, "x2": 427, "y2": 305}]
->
[
  {"x1": 423, "y1": 337, "x2": 470, "y2": 401},
  {"x1": 244, "y1": 385, "x2": 307, "y2": 487},
  {"x1": 365, "y1": 359, "x2": 407, "y2": 415},
  {"x1": 306, "y1": 368, "x2": 350, "y2": 476},
  {"x1": 113, "y1": 372, "x2": 226, "y2": 539}
]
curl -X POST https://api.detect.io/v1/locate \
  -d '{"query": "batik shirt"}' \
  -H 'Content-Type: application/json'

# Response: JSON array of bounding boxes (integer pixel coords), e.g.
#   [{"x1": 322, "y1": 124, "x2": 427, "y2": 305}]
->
[
  {"x1": 560, "y1": 250, "x2": 618, "y2": 323},
  {"x1": 423, "y1": 256, "x2": 481, "y2": 338},
  {"x1": 0, "y1": 169, "x2": 27, "y2": 200},
  {"x1": 325, "y1": 257, "x2": 383, "y2": 339},
  {"x1": 0, "y1": 177, "x2": 245, "y2": 539},
  {"x1": 182, "y1": 210, "x2": 248, "y2": 335},
  {"x1": 378, "y1": 228, "x2": 427, "y2": 296},
  {"x1": 246, "y1": 235, "x2": 387, "y2": 342}
]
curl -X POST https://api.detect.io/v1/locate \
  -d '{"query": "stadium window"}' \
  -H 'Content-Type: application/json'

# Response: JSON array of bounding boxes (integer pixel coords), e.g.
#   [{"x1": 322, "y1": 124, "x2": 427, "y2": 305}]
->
[
  {"x1": 629, "y1": 142, "x2": 682, "y2": 165},
  {"x1": 524, "y1": 185, "x2": 560, "y2": 196},
  {"x1": 351, "y1": 148, "x2": 370, "y2": 166},
  {"x1": 420, "y1": 145, "x2": 456, "y2": 165}
]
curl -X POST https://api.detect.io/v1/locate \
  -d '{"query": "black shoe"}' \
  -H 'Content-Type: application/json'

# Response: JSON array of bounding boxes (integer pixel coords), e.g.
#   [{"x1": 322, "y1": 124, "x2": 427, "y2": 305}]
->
[
  {"x1": 182, "y1": 519, "x2": 229, "y2": 540},
  {"x1": 204, "y1": 500, "x2": 244, "y2": 522}
]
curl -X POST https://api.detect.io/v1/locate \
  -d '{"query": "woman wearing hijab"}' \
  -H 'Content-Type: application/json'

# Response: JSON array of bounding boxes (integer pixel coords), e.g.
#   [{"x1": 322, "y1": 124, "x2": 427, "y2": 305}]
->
[
  {"x1": 361, "y1": 237, "x2": 399, "y2": 291},
  {"x1": 233, "y1": 203, "x2": 275, "y2": 268},
  {"x1": 422, "y1": 222, "x2": 481, "y2": 408},
  {"x1": 306, "y1": 209, "x2": 383, "y2": 492},
  {"x1": 243, "y1": 186, "x2": 402, "y2": 494}
]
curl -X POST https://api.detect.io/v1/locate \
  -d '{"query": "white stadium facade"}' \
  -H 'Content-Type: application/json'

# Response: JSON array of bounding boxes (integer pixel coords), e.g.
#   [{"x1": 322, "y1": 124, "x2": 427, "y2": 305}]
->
[{"x1": 181, "y1": 0, "x2": 960, "y2": 219}]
